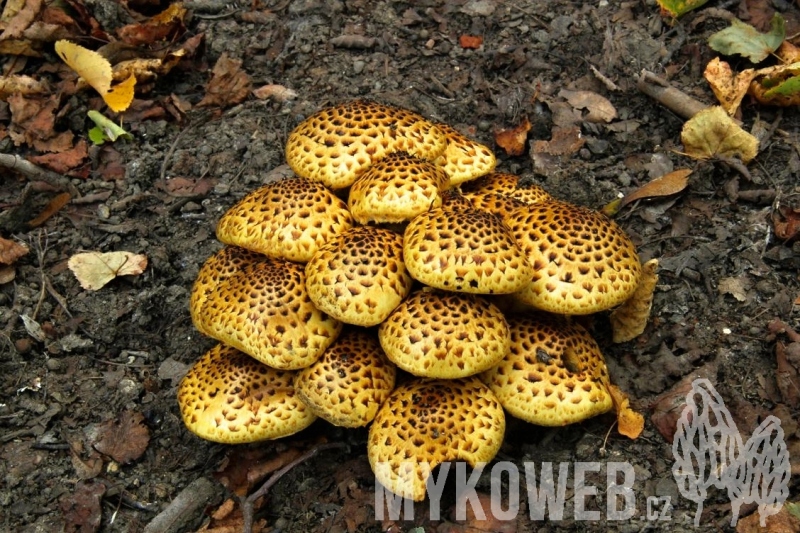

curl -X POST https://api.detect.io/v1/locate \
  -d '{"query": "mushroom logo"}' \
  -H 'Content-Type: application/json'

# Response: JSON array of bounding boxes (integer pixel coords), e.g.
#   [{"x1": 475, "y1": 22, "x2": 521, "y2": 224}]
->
[{"x1": 671, "y1": 378, "x2": 790, "y2": 527}]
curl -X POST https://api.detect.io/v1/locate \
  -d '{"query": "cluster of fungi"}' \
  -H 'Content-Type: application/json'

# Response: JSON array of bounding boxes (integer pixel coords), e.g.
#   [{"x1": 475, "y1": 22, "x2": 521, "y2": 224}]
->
[{"x1": 177, "y1": 100, "x2": 657, "y2": 501}]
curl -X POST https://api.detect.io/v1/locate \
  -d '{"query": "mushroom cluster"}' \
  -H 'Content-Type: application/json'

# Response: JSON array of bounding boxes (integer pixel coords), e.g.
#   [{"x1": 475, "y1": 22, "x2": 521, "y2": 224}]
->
[{"x1": 178, "y1": 100, "x2": 656, "y2": 501}]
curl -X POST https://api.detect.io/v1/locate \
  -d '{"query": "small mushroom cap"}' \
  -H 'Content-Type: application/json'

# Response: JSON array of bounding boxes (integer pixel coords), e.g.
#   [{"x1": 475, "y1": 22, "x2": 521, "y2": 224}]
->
[
  {"x1": 481, "y1": 314, "x2": 613, "y2": 426},
  {"x1": 305, "y1": 226, "x2": 414, "y2": 326},
  {"x1": 368, "y1": 377, "x2": 505, "y2": 501},
  {"x1": 191, "y1": 247, "x2": 342, "y2": 369},
  {"x1": 216, "y1": 178, "x2": 354, "y2": 263},
  {"x1": 379, "y1": 289, "x2": 510, "y2": 378},
  {"x1": 178, "y1": 343, "x2": 317, "y2": 443},
  {"x1": 433, "y1": 123, "x2": 496, "y2": 186},
  {"x1": 438, "y1": 189, "x2": 475, "y2": 210},
  {"x1": 507, "y1": 201, "x2": 642, "y2": 314},
  {"x1": 348, "y1": 152, "x2": 449, "y2": 224},
  {"x1": 285, "y1": 100, "x2": 447, "y2": 190},
  {"x1": 403, "y1": 206, "x2": 533, "y2": 294},
  {"x1": 462, "y1": 192, "x2": 528, "y2": 221},
  {"x1": 294, "y1": 328, "x2": 396, "y2": 427},
  {"x1": 461, "y1": 172, "x2": 553, "y2": 205}
]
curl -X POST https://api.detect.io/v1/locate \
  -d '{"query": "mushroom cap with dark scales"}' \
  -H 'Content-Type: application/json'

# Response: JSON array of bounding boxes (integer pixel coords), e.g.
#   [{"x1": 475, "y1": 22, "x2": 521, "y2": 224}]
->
[
  {"x1": 192, "y1": 248, "x2": 342, "y2": 369},
  {"x1": 432, "y1": 123, "x2": 496, "y2": 186},
  {"x1": 480, "y1": 314, "x2": 613, "y2": 426},
  {"x1": 177, "y1": 344, "x2": 317, "y2": 444},
  {"x1": 403, "y1": 206, "x2": 533, "y2": 294},
  {"x1": 348, "y1": 152, "x2": 449, "y2": 224},
  {"x1": 507, "y1": 201, "x2": 642, "y2": 314},
  {"x1": 294, "y1": 328, "x2": 396, "y2": 427},
  {"x1": 438, "y1": 189, "x2": 475, "y2": 210},
  {"x1": 216, "y1": 178, "x2": 354, "y2": 263},
  {"x1": 305, "y1": 226, "x2": 414, "y2": 326},
  {"x1": 460, "y1": 172, "x2": 553, "y2": 205},
  {"x1": 462, "y1": 192, "x2": 528, "y2": 221},
  {"x1": 368, "y1": 377, "x2": 505, "y2": 501},
  {"x1": 379, "y1": 289, "x2": 510, "y2": 378},
  {"x1": 284, "y1": 100, "x2": 447, "y2": 190}
]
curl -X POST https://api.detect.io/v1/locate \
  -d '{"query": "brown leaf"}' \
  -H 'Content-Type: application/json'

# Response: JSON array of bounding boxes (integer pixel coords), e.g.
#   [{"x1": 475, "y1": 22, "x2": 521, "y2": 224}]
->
[
  {"x1": 775, "y1": 342, "x2": 800, "y2": 409},
  {"x1": 29, "y1": 139, "x2": 88, "y2": 174},
  {"x1": 197, "y1": 53, "x2": 252, "y2": 108},
  {"x1": 0, "y1": 75, "x2": 48, "y2": 99},
  {"x1": 772, "y1": 205, "x2": 800, "y2": 241},
  {"x1": 68, "y1": 250, "x2": 148, "y2": 291},
  {"x1": 458, "y1": 34, "x2": 483, "y2": 49},
  {"x1": 559, "y1": 89, "x2": 617, "y2": 123},
  {"x1": 28, "y1": 192, "x2": 71, "y2": 228},
  {"x1": 0, "y1": 236, "x2": 29, "y2": 265},
  {"x1": 0, "y1": 265, "x2": 15, "y2": 284},
  {"x1": 215, "y1": 447, "x2": 301, "y2": 497},
  {"x1": 531, "y1": 125, "x2": 585, "y2": 156},
  {"x1": 156, "y1": 176, "x2": 217, "y2": 197},
  {"x1": 621, "y1": 169, "x2": 691, "y2": 208},
  {"x1": 60, "y1": 480, "x2": 105, "y2": 533},
  {"x1": 8, "y1": 94, "x2": 57, "y2": 146},
  {"x1": 493, "y1": 117, "x2": 531, "y2": 156},
  {"x1": 0, "y1": 0, "x2": 42, "y2": 40},
  {"x1": 704, "y1": 57, "x2": 757, "y2": 116},
  {"x1": 252, "y1": 84, "x2": 297, "y2": 102},
  {"x1": 93, "y1": 410, "x2": 150, "y2": 464},
  {"x1": 735, "y1": 502, "x2": 800, "y2": 533},
  {"x1": 117, "y1": 3, "x2": 187, "y2": 46},
  {"x1": 608, "y1": 384, "x2": 644, "y2": 439}
]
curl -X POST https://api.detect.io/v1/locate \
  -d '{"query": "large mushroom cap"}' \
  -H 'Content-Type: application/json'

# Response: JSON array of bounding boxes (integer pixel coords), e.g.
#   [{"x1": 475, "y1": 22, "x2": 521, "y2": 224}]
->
[
  {"x1": 379, "y1": 289, "x2": 510, "y2": 378},
  {"x1": 285, "y1": 100, "x2": 447, "y2": 190},
  {"x1": 433, "y1": 123, "x2": 496, "y2": 186},
  {"x1": 192, "y1": 247, "x2": 342, "y2": 370},
  {"x1": 462, "y1": 192, "x2": 528, "y2": 221},
  {"x1": 294, "y1": 328, "x2": 396, "y2": 427},
  {"x1": 461, "y1": 172, "x2": 552, "y2": 205},
  {"x1": 216, "y1": 178, "x2": 354, "y2": 263},
  {"x1": 403, "y1": 206, "x2": 533, "y2": 294},
  {"x1": 507, "y1": 200, "x2": 642, "y2": 314},
  {"x1": 348, "y1": 152, "x2": 449, "y2": 224},
  {"x1": 178, "y1": 344, "x2": 317, "y2": 443},
  {"x1": 481, "y1": 314, "x2": 613, "y2": 426},
  {"x1": 368, "y1": 377, "x2": 505, "y2": 501},
  {"x1": 305, "y1": 226, "x2": 414, "y2": 326}
]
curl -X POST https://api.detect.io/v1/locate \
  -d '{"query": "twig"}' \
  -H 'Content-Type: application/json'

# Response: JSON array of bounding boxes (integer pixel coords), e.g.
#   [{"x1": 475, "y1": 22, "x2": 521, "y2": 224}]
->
[
  {"x1": 0, "y1": 153, "x2": 78, "y2": 197},
  {"x1": 240, "y1": 442, "x2": 348, "y2": 533},
  {"x1": 636, "y1": 70, "x2": 709, "y2": 120}
]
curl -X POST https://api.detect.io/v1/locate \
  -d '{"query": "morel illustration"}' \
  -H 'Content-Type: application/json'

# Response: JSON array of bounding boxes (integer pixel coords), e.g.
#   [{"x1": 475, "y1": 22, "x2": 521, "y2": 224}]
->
[{"x1": 672, "y1": 378, "x2": 790, "y2": 527}]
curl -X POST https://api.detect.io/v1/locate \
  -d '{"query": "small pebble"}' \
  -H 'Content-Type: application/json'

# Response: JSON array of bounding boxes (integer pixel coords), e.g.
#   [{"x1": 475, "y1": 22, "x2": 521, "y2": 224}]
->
[
  {"x1": 181, "y1": 201, "x2": 202, "y2": 212},
  {"x1": 353, "y1": 60, "x2": 365, "y2": 74},
  {"x1": 15, "y1": 338, "x2": 33, "y2": 354},
  {"x1": 45, "y1": 358, "x2": 63, "y2": 372}
]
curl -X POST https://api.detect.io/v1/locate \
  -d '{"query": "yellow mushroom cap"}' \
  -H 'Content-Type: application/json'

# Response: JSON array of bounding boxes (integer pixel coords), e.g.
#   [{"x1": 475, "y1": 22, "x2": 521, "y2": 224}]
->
[
  {"x1": 480, "y1": 314, "x2": 613, "y2": 426},
  {"x1": 368, "y1": 377, "x2": 505, "y2": 501},
  {"x1": 191, "y1": 247, "x2": 342, "y2": 370},
  {"x1": 403, "y1": 206, "x2": 533, "y2": 294},
  {"x1": 177, "y1": 344, "x2": 317, "y2": 443},
  {"x1": 216, "y1": 178, "x2": 354, "y2": 263},
  {"x1": 379, "y1": 289, "x2": 510, "y2": 378},
  {"x1": 294, "y1": 328, "x2": 396, "y2": 427},
  {"x1": 285, "y1": 100, "x2": 447, "y2": 190},
  {"x1": 462, "y1": 192, "x2": 528, "y2": 221},
  {"x1": 348, "y1": 152, "x2": 449, "y2": 224},
  {"x1": 507, "y1": 201, "x2": 642, "y2": 314},
  {"x1": 432, "y1": 123, "x2": 496, "y2": 186},
  {"x1": 305, "y1": 226, "x2": 414, "y2": 326},
  {"x1": 438, "y1": 189, "x2": 475, "y2": 210},
  {"x1": 461, "y1": 172, "x2": 553, "y2": 205}
]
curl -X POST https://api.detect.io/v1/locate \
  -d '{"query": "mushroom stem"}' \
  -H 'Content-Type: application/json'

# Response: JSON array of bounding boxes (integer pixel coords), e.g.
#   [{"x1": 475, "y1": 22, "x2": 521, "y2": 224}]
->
[{"x1": 239, "y1": 442, "x2": 348, "y2": 533}]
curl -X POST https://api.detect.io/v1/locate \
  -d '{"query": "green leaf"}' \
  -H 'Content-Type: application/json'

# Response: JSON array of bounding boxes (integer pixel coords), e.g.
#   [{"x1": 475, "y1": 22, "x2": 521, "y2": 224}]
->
[
  {"x1": 764, "y1": 74, "x2": 800, "y2": 98},
  {"x1": 708, "y1": 14, "x2": 785, "y2": 63},
  {"x1": 656, "y1": 0, "x2": 709, "y2": 18},
  {"x1": 88, "y1": 126, "x2": 108, "y2": 145},
  {"x1": 86, "y1": 110, "x2": 132, "y2": 143}
]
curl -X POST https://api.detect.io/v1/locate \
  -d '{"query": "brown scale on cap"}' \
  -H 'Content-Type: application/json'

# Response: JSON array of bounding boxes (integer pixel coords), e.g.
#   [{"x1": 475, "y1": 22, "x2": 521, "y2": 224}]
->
[
  {"x1": 379, "y1": 289, "x2": 510, "y2": 379},
  {"x1": 403, "y1": 206, "x2": 533, "y2": 294},
  {"x1": 432, "y1": 122, "x2": 496, "y2": 186},
  {"x1": 461, "y1": 172, "x2": 553, "y2": 205},
  {"x1": 216, "y1": 178, "x2": 354, "y2": 263},
  {"x1": 305, "y1": 226, "x2": 414, "y2": 326},
  {"x1": 348, "y1": 152, "x2": 449, "y2": 224},
  {"x1": 507, "y1": 200, "x2": 642, "y2": 314},
  {"x1": 177, "y1": 344, "x2": 317, "y2": 444},
  {"x1": 285, "y1": 100, "x2": 447, "y2": 190},
  {"x1": 481, "y1": 314, "x2": 613, "y2": 426},
  {"x1": 368, "y1": 377, "x2": 505, "y2": 501},
  {"x1": 191, "y1": 247, "x2": 342, "y2": 370},
  {"x1": 294, "y1": 328, "x2": 396, "y2": 428}
]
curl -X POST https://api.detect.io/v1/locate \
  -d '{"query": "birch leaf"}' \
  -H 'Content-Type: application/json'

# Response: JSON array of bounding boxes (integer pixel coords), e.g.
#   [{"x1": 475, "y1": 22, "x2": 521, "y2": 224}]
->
[
  {"x1": 680, "y1": 106, "x2": 758, "y2": 163},
  {"x1": 68, "y1": 251, "x2": 147, "y2": 291}
]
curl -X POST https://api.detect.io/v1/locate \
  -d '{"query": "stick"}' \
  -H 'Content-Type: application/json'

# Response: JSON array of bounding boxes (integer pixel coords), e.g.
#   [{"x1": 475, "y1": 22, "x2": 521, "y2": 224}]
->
[
  {"x1": 0, "y1": 153, "x2": 79, "y2": 197},
  {"x1": 636, "y1": 70, "x2": 709, "y2": 120}
]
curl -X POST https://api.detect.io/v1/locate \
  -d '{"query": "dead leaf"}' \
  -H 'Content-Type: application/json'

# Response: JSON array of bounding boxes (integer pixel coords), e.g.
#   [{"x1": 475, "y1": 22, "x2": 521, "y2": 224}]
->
[
  {"x1": 68, "y1": 251, "x2": 148, "y2": 290},
  {"x1": 7, "y1": 94, "x2": 58, "y2": 147},
  {"x1": 531, "y1": 125, "x2": 585, "y2": 156},
  {"x1": 718, "y1": 275, "x2": 751, "y2": 302},
  {"x1": 494, "y1": 117, "x2": 531, "y2": 156},
  {"x1": 252, "y1": 84, "x2": 297, "y2": 102},
  {"x1": 0, "y1": 236, "x2": 29, "y2": 264},
  {"x1": 458, "y1": 34, "x2": 483, "y2": 49},
  {"x1": 621, "y1": 169, "x2": 691, "y2": 208},
  {"x1": 704, "y1": 57, "x2": 757, "y2": 116},
  {"x1": 708, "y1": 13, "x2": 785, "y2": 64},
  {"x1": 0, "y1": 0, "x2": 41, "y2": 40},
  {"x1": 28, "y1": 139, "x2": 88, "y2": 174},
  {"x1": 748, "y1": 61, "x2": 800, "y2": 107},
  {"x1": 0, "y1": 75, "x2": 48, "y2": 99},
  {"x1": 775, "y1": 342, "x2": 800, "y2": 409},
  {"x1": 197, "y1": 53, "x2": 252, "y2": 108},
  {"x1": 28, "y1": 192, "x2": 70, "y2": 228},
  {"x1": 735, "y1": 501, "x2": 800, "y2": 533},
  {"x1": 772, "y1": 205, "x2": 800, "y2": 241},
  {"x1": 656, "y1": 0, "x2": 709, "y2": 18},
  {"x1": 93, "y1": 411, "x2": 151, "y2": 463},
  {"x1": 777, "y1": 41, "x2": 800, "y2": 63},
  {"x1": 607, "y1": 384, "x2": 644, "y2": 439},
  {"x1": 59, "y1": 480, "x2": 105, "y2": 533},
  {"x1": 559, "y1": 89, "x2": 617, "y2": 123},
  {"x1": 156, "y1": 176, "x2": 217, "y2": 197},
  {"x1": 55, "y1": 40, "x2": 136, "y2": 112},
  {"x1": 610, "y1": 258, "x2": 659, "y2": 343},
  {"x1": 117, "y1": 2, "x2": 187, "y2": 46},
  {"x1": 680, "y1": 106, "x2": 758, "y2": 163},
  {"x1": 0, "y1": 266, "x2": 15, "y2": 284}
]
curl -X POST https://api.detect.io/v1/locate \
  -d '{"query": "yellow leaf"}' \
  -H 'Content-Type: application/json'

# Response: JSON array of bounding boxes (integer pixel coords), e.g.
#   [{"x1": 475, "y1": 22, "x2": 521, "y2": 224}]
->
[
  {"x1": 55, "y1": 40, "x2": 112, "y2": 95},
  {"x1": 608, "y1": 384, "x2": 644, "y2": 439},
  {"x1": 704, "y1": 57, "x2": 757, "y2": 116},
  {"x1": 104, "y1": 74, "x2": 136, "y2": 112},
  {"x1": 656, "y1": 0, "x2": 709, "y2": 18},
  {"x1": 621, "y1": 169, "x2": 691, "y2": 208},
  {"x1": 68, "y1": 251, "x2": 147, "y2": 291},
  {"x1": 680, "y1": 106, "x2": 758, "y2": 163}
]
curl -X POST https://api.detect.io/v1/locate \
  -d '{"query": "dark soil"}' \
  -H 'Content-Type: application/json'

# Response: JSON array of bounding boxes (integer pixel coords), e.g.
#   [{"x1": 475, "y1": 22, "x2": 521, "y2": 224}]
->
[{"x1": 2, "y1": 1, "x2": 799, "y2": 532}]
